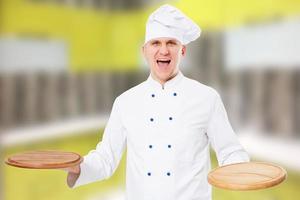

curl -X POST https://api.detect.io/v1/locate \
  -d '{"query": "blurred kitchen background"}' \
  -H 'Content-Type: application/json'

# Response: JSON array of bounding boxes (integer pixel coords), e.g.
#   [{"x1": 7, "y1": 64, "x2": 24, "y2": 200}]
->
[{"x1": 0, "y1": 0, "x2": 300, "y2": 199}]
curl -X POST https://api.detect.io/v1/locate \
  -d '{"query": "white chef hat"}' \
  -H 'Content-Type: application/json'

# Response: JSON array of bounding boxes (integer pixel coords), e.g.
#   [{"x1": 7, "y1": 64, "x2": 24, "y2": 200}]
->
[{"x1": 144, "y1": 4, "x2": 201, "y2": 45}]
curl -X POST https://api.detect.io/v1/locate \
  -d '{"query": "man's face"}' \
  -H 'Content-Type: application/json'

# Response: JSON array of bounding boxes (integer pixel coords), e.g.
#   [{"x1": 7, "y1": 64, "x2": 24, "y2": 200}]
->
[{"x1": 142, "y1": 37, "x2": 186, "y2": 84}]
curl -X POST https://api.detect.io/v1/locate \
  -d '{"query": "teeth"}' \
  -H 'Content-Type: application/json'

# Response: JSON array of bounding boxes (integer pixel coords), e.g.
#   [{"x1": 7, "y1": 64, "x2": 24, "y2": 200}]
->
[{"x1": 157, "y1": 59, "x2": 171, "y2": 63}]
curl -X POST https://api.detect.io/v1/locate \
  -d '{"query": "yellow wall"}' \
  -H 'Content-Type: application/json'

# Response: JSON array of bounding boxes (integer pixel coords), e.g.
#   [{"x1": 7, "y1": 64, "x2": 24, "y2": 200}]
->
[{"x1": 1, "y1": 0, "x2": 299, "y2": 71}]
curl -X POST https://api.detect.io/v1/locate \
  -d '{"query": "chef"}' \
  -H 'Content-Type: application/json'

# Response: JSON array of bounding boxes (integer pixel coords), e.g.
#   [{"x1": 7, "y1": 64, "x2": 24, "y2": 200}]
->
[{"x1": 65, "y1": 4, "x2": 250, "y2": 200}]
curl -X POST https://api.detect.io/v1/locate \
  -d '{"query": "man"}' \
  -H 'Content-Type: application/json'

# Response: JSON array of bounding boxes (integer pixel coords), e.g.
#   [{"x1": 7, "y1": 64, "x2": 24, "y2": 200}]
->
[{"x1": 65, "y1": 4, "x2": 250, "y2": 200}]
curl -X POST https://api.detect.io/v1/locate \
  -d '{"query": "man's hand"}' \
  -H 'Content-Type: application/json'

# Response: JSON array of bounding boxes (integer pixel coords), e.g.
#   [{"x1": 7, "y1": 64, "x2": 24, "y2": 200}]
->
[{"x1": 62, "y1": 165, "x2": 81, "y2": 188}]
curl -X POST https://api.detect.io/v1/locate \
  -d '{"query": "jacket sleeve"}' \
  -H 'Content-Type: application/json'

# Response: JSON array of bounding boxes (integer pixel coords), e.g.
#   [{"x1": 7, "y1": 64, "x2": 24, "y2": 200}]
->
[
  {"x1": 73, "y1": 97, "x2": 127, "y2": 188},
  {"x1": 207, "y1": 90, "x2": 250, "y2": 166}
]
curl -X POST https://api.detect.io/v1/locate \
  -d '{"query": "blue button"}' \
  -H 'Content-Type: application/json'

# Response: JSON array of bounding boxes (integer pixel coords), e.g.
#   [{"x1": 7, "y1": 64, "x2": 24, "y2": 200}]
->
[
  {"x1": 173, "y1": 92, "x2": 177, "y2": 96},
  {"x1": 149, "y1": 145, "x2": 153, "y2": 149},
  {"x1": 150, "y1": 118, "x2": 154, "y2": 122},
  {"x1": 169, "y1": 117, "x2": 173, "y2": 121},
  {"x1": 151, "y1": 94, "x2": 155, "y2": 98},
  {"x1": 168, "y1": 145, "x2": 171, "y2": 148},
  {"x1": 167, "y1": 172, "x2": 171, "y2": 176},
  {"x1": 147, "y1": 172, "x2": 152, "y2": 176}
]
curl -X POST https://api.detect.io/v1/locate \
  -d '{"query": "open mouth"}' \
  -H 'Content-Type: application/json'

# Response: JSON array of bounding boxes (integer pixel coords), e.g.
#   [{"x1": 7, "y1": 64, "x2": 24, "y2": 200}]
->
[{"x1": 156, "y1": 59, "x2": 171, "y2": 67}]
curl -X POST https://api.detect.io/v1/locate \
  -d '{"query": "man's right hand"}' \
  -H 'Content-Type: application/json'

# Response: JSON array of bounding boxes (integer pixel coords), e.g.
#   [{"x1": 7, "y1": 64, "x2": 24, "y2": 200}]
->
[{"x1": 62, "y1": 165, "x2": 81, "y2": 188}]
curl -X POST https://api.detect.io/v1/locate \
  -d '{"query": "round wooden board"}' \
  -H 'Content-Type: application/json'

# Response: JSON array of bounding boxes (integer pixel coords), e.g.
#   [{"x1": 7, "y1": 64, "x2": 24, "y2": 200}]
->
[
  {"x1": 208, "y1": 162, "x2": 287, "y2": 190},
  {"x1": 5, "y1": 150, "x2": 83, "y2": 169}
]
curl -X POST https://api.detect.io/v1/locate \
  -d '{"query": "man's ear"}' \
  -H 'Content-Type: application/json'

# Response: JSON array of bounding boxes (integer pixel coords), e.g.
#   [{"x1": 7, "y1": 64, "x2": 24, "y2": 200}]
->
[{"x1": 181, "y1": 45, "x2": 187, "y2": 56}]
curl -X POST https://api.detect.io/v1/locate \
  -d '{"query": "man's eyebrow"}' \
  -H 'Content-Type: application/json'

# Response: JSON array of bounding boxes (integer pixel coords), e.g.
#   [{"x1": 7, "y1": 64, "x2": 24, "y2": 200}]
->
[{"x1": 151, "y1": 40, "x2": 160, "y2": 43}]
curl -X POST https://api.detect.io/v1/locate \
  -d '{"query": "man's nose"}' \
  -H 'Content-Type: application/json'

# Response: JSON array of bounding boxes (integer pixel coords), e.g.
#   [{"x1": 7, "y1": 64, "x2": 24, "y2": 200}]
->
[{"x1": 159, "y1": 44, "x2": 169, "y2": 55}]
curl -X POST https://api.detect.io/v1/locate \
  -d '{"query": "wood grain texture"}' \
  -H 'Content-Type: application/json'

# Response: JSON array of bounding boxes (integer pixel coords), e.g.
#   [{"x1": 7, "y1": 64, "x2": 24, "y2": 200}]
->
[
  {"x1": 208, "y1": 162, "x2": 287, "y2": 190},
  {"x1": 5, "y1": 150, "x2": 83, "y2": 169}
]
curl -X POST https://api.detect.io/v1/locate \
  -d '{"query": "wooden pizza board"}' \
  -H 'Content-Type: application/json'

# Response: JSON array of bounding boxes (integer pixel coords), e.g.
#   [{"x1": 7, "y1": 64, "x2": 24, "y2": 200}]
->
[
  {"x1": 208, "y1": 162, "x2": 287, "y2": 190},
  {"x1": 5, "y1": 150, "x2": 83, "y2": 169}
]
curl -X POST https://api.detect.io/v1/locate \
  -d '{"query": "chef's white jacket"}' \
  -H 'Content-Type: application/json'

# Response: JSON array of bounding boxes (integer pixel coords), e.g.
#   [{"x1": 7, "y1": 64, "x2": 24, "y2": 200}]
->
[{"x1": 73, "y1": 71, "x2": 250, "y2": 200}]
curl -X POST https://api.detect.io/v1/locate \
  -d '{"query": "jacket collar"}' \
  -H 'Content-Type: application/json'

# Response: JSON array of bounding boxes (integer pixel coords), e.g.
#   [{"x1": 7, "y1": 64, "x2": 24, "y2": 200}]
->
[{"x1": 146, "y1": 71, "x2": 184, "y2": 90}]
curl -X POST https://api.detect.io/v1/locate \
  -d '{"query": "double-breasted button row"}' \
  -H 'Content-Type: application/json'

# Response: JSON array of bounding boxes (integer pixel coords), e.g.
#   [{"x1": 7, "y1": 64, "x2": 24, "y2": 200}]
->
[{"x1": 147, "y1": 91, "x2": 176, "y2": 179}]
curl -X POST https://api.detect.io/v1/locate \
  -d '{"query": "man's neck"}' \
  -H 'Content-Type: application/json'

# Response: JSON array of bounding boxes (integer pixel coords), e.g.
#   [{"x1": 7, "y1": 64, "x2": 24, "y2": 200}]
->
[{"x1": 151, "y1": 71, "x2": 179, "y2": 88}]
